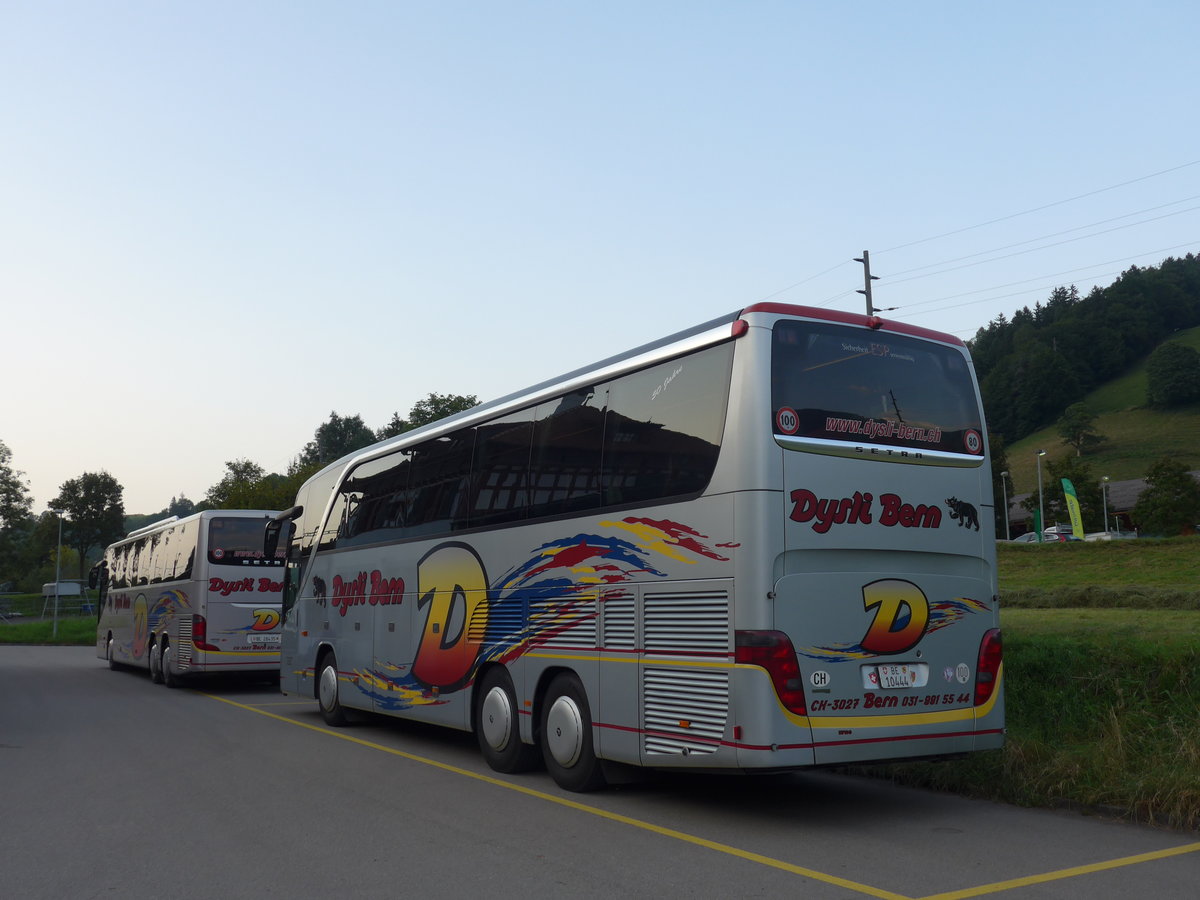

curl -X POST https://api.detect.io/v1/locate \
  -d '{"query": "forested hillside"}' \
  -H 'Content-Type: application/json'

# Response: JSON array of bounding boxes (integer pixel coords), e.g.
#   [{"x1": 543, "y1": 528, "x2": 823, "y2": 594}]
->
[{"x1": 969, "y1": 254, "x2": 1200, "y2": 442}]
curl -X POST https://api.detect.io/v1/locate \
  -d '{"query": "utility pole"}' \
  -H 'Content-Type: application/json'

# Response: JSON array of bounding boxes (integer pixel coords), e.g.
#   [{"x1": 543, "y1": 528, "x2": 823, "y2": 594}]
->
[{"x1": 854, "y1": 251, "x2": 879, "y2": 316}]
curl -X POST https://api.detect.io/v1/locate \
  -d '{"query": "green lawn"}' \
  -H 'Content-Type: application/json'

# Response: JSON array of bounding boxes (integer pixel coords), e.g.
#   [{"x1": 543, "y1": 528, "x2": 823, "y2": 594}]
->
[
  {"x1": 868, "y1": 606, "x2": 1200, "y2": 831},
  {"x1": 997, "y1": 537, "x2": 1200, "y2": 608}
]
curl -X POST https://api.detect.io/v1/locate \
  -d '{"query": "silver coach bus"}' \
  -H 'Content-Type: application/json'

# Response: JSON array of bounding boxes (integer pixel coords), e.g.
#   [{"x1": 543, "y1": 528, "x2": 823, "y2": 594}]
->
[
  {"x1": 96, "y1": 510, "x2": 284, "y2": 685},
  {"x1": 268, "y1": 303, "x2": 1003, "y2": 790}
]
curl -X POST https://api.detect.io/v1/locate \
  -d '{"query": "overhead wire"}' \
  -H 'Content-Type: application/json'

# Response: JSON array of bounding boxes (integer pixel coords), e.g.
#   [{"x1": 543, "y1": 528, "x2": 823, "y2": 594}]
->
[
  {"x1": 883, "y1": 195, "x2": 1200, "y2": 279},
  {"x1": 882, "y1": 204, "x2": 1200, "y2": 287},
  {"x1": 760, "y1": 159, "x2": 1200, "y2": 327},
  {"x1": 873, "y1": 158, "x2": 1200, "y2": 256},
  {"x1": 899, "y1": 239, "x2": 1200, "y2": 321}
]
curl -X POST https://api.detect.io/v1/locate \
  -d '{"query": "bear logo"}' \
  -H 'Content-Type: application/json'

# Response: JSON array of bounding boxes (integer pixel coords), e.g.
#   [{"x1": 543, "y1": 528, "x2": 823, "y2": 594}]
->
[{"x1": 946, "y1": 496, "x2": 980, "y2": 531}]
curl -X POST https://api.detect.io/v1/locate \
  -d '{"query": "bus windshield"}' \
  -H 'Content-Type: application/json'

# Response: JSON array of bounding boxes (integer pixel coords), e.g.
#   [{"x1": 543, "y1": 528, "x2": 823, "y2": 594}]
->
[
  {"x1": 207, "y1": 516, "x2": 279, "y2": 566},
  {"x1": 771, "y1": 321, "x2": 984, "y2": 456}
]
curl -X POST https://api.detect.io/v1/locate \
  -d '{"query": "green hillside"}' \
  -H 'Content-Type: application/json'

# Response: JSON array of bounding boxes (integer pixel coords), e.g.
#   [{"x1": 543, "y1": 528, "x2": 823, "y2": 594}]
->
[{"x1": 1001, "y1": 325, "x2": 1200, "y2": 497}]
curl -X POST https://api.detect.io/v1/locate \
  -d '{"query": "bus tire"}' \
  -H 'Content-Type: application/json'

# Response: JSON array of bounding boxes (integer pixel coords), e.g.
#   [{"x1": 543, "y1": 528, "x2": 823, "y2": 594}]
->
[
  {"x1": 149, "y1": 640, "x2": 164, "y2": 684},
  {"x1": 475, "y1": 667, "x2": 539, "y2": 774},
  {"x1": 106, "y1": 636, "x2": 120, "y2": 671},
  {"x1": 539, "y1": 673, "x2": 606, "y2": 792},
  {"x1": 162, "y1": 642, "x2": 181, "y2": 689},
  {"x1": 317, "y1": 653, "x2": 349, "y2": 726}
]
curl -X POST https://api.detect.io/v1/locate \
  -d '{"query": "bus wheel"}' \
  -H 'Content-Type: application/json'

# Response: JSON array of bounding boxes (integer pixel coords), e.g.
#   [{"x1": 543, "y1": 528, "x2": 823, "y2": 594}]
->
[
  {"x1": 106, "y1": 636, "x2": 120, "y2": 671},
  {"x1": 317, "y1": 653, "x2": 348, "y2": 726},
  {"x1": 539, "y1": 673, "x2": 606, "y2": 792},
  {"x1": 476, "y1": 667, "x2": 539, "y2": 774},
  {"x1": 161, "y1": 642, "x2": 181, "y2": 689},
  {"x1": 149, "y1": 640, "x2": 164, "y2": 684}
]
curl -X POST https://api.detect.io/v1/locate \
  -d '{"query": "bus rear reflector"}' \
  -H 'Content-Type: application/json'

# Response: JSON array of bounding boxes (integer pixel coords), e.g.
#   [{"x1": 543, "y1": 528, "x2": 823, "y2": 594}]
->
[
  {"x1": 193, "y1": 615, "x2": 220, "y2": 652},
  {"x1": 735, "y1": 630, "x2": 807, "y2": 716},
  {"x1": 731, "y1": 319, "x2": 749, "y2": 338},
  {"x1": 975, "y1": 628, "x2": 1002, "y2": 706}
]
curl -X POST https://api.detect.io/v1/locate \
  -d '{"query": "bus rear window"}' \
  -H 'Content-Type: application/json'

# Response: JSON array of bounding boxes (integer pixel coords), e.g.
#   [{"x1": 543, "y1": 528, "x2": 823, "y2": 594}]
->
[
  {"x1": 771, "y1": 321, "x2": 983, "y2": 456},
  {"x1": 208, "y1": 517, "x2": 281, "y2": 566}
]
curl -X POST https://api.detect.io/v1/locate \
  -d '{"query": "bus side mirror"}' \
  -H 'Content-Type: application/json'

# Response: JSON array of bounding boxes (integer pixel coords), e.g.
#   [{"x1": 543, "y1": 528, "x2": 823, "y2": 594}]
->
[
  {"x1": 264, "y1": 506, "x2": 302, "y2": 559},
  {"x1": 88, "y1": 563, "x2": 104, "y2": 590}
]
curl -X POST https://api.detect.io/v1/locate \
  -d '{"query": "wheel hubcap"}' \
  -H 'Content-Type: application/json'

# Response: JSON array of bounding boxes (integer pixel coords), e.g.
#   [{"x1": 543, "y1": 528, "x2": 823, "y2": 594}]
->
[
  {"x1": 319, "y1": 665, "x2": 338, "y2": 711},
  {"x1": 545, "y1": 695, "x2": 583, "y2": 767},
  {"x1": 481, "y1": 686, "x2": 513, "y2": 751}
]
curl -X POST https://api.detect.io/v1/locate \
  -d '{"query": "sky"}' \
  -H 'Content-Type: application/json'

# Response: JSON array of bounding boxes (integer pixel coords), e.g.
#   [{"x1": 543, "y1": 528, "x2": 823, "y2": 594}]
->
[{"x1": 3, "y1": 1, "x2": 1198, "y2": 515}]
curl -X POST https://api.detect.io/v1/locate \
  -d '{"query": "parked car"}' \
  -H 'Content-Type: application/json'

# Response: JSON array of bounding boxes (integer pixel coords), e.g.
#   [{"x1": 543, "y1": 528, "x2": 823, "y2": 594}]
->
[{"x1": 1010, "y1": 531, "x2": 1080, "y2": 543}]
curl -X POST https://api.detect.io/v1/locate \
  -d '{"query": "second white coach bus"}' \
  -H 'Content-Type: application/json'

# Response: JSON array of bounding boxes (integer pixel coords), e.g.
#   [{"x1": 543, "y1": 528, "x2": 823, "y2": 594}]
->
[
  {"x1": 95, "y1": 510, "x2": 284, "y2": 685},
  {"x1": 268, "y1": 303, "x2": 1003, "y2": 790}
]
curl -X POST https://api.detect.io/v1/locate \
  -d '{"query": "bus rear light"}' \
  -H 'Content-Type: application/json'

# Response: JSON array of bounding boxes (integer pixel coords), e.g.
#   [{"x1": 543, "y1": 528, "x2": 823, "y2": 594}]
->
[
  {"x1": 735, "y1": 630, "x2": 807, "y2": 716},
  {"x1": 731, "y1": 319, "x2": 749, "y2": 338},
  {"x1": 974, "y1": 628, "x2": 1002, "y2": 706},
  {"x1": 193, "y1": 615, "x2": 220, "y2": 652}
]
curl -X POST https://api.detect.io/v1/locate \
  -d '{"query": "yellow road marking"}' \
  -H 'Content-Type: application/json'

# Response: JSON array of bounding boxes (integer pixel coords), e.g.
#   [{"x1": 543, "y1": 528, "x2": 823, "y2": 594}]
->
[
  {"x1": 205, "y1": 691, "x2": 1200, "y2": 900},
  {"x1": 239, "y1": 699, "x2": 317, "y2": 707},
  {"x1": 917, "y1": 841, "x2": 1200, "y2": 900},
  {"x1": 204, "y1": 692, "x2": 907, "y2": 900}
]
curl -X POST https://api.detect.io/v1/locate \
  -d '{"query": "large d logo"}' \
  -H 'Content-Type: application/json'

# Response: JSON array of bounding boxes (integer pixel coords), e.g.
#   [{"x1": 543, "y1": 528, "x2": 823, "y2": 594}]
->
[
  {"x1": 861, "y1": 579, "x2": 929, "y2": 655},
  {"x1": 413, "y1": 543, "x2": 490, "y2": 691}
]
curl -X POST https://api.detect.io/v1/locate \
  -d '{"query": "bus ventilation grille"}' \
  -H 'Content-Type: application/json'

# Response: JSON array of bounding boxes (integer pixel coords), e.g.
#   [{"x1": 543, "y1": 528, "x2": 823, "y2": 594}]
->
[
  {"x1": 601, "y1": 590, "x2": 636, "y2": 651},
  {"x1": 643, "y1": 667, "x2": 729, "y2": 755},
  {"x1": 176, "y1": 619, "x2": 193, "y2": 668},
  {"x1": 528, "y1": 594, "x2": 597, "y2": 650},
  {"x1": 643, "y1": 590, "x2": 730, "y2": 655}
]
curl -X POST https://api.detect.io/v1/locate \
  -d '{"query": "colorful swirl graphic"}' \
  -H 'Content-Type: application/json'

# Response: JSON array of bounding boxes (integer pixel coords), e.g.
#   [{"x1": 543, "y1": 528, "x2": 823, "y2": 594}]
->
[{"x1": 350, "y1": 517, "x2": 736, "y2": 711}]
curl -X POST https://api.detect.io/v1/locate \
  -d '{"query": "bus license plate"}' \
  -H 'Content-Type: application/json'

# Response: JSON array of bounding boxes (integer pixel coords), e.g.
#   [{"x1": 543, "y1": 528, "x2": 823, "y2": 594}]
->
[
  {"x1": 876, "y1": 664, "x2": 915, "y2": 689},
  {"x1": 249, "y1": 634, "x2": 281, "y2": 645}
]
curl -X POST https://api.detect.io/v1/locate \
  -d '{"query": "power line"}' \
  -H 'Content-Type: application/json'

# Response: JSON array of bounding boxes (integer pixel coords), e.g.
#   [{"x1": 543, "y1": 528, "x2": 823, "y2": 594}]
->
[
  {"x1": 884, "y1": 195, "x2": 1200, "y2": 279},
  {"x1": 883, "y1": 206, "x2": 1200, "y2": 287},
  {"x1": 875, "y1": 158, "x2": 1200, "y2": 256},
  {"x1": 752, "y1": 259, "x2": 853, "y2": 303},
  {"x1": 757, "y1": 160, "x2": 1200, "y2": 318},
  {"x1": 899, "y1": 240, "x2": 1200, "y2": 321}
]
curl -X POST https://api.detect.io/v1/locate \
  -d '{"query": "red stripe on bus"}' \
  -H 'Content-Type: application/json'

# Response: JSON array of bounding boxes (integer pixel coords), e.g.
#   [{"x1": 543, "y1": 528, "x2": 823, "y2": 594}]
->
[{"x1": 740, "y1": 302, "x2": 966, "y2": 347}]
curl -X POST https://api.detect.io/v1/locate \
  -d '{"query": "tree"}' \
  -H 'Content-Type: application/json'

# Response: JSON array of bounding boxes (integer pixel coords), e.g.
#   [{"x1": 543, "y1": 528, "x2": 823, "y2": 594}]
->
[
  {"x1": 0, "y1": 439, "x2": 33, "y2": 530},
  {"x1": 298, "y1": 412, "x2": 377, "y2": 468},
  {"x1": 205, "y1": 460, "x2": 309, "y2": 512},
  {"x1": 1146, "y1": 342, "x2": 1200, "y2": 408},
  {"x1": 989, "y1": 433, "x2": 1014, "y2": 537},
  {"x1": 1133, "y1": 457, "x2": 1200, "y2": 536},
  {"x1": 1055, "y1": 403, "x2": 1105, "y2": 457},
  {"x1": 205, "y1": 459, "x2": 267, "y2": 508},
  {"x1": 168, "y1": 494, "x2": 196, "y2": 517},
  {"x1": 377, "y1": 393, "x2": 479, "y2": 440},
  {"x1": 0, "y1": 439, "x2": 35, "y2": 583},
  {"x1": 50, "y1": 471, "x2": 126, "y2": 579}
]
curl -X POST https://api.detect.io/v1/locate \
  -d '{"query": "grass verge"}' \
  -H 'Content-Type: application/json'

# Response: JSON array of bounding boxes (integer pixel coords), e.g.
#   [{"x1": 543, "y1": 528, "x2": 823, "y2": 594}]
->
[
  {"x1": 0, "y1": 616, "x2": 97, "y2": 646},
  {"x1": 0, "y1": 592, "x2": 97, "y2": 646},
  {"x1": 859, "y1": 608, "x2": 1200, "y2": 832}
]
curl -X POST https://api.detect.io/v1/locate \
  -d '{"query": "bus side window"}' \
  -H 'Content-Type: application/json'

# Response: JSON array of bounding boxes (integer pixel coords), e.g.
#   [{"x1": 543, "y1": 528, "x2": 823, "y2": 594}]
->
[
  {"x1": 603, "y1": 345, "x2": 731, "y2": 505},
  {"x1": 337, "y1": 450, "x2": 413, "y2": 547},
  {"x1": 406, "y1": 429, "x2": 476, "y2": 535},
  {"x1": 179, "y1": 524, "x2": 195, "y2": 581},
  {"x1": 469, "y1": 409, "x2": 534, "y2": 528},
  {"x1": 529, "y1": 388, "x2": 606, "y2": 519}
]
